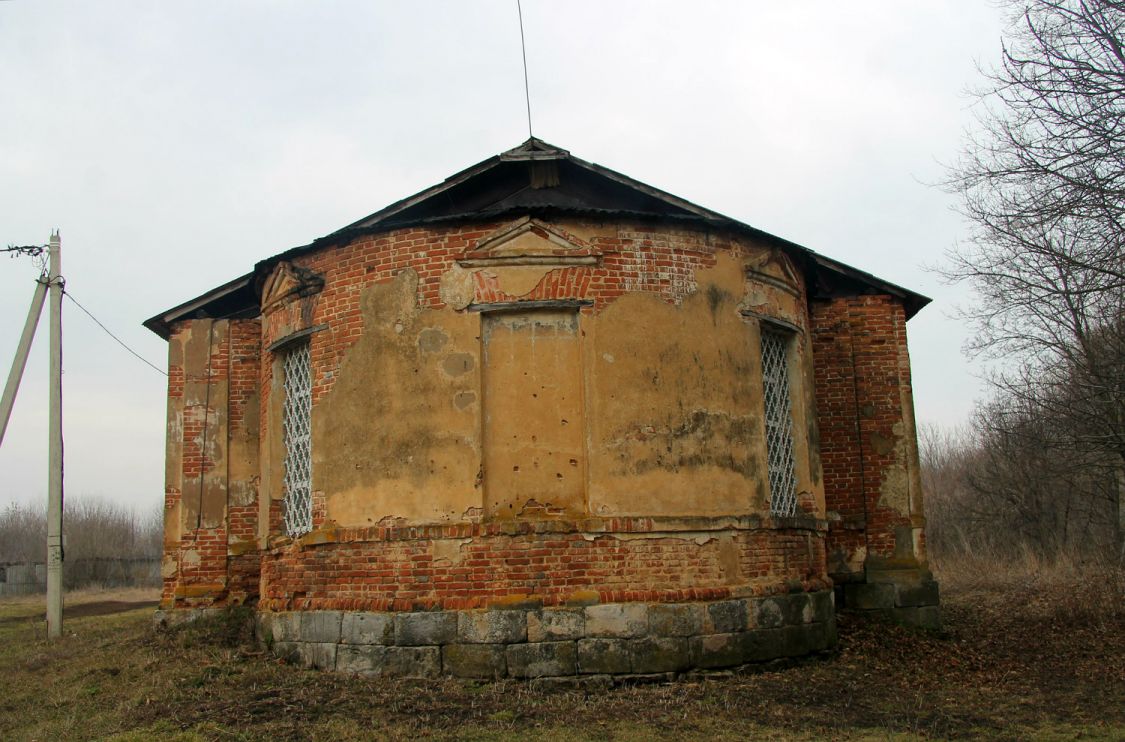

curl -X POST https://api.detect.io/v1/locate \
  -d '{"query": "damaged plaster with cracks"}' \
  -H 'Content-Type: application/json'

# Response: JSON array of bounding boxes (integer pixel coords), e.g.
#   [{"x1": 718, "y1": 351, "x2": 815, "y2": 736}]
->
[{"x1": 314, "y1": 269, "x2": 482, "y2": 525}]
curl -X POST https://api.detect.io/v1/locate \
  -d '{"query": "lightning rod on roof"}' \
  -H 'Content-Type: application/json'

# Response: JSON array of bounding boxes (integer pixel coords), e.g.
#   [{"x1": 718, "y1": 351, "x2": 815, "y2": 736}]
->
[{"x1": 517, "y1": 0, "x2": 533, "y2": 138}]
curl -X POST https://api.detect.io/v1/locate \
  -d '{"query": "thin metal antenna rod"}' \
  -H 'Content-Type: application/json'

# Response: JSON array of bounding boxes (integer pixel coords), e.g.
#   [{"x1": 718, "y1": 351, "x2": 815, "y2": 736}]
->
[{"x1": 516, "y1": 0, "x2": 533, "y2": 138}]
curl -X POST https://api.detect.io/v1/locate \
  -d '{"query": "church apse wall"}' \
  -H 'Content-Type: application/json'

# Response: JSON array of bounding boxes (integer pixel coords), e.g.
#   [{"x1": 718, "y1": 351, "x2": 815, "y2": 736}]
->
[{"x1": 149, "y1": 139, "x2": 938, "y2": 679}]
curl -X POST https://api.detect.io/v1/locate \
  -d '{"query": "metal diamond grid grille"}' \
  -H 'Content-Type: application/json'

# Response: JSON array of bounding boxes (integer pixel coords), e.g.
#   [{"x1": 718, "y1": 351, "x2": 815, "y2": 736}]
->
[
  {"x1": 760, "y1": 328, "x2": 798, "y2": 516},
  {"x1": 282, "y1": 341, "x2": 313, "y2": 537}
]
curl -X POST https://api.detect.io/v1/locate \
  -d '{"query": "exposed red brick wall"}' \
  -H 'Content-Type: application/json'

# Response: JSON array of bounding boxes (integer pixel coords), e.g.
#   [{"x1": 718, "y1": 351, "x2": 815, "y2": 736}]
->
[
  {"x1": 259, "y1": 221, "x2": 736, "y2": 407},
  {"x1": 226, "y1": 320, "x2": 262, "y2": 603},
  {"x1": 162, "y1": 319, "x2": 262, "y2": 608},
  {"x1": 167, "y1": 321, "x2": 231, "y2": 607},
  {"x1": 811, "y1": 296, "x2": 921, "y2": 578},
  {"x1": 259, "y1": 520, "x2": 828, "y2": 612},
  {"x1": 165, "y1": 220, "x2": 843, "y2": 613}
]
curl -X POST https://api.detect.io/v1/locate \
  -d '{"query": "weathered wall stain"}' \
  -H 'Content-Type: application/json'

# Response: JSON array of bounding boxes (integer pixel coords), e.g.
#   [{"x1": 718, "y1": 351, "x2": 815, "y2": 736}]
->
[{"x1": 315, "y1": 269, "x2": 482, "y2": 525}]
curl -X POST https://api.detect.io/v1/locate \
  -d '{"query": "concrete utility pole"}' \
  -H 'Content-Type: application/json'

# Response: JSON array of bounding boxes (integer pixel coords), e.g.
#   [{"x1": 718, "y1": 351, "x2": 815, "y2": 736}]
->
[
  {"x1": 46, "y1": 231, "x2": 63, "y2": 639},
  {"x1": 0, "y1": 278, "x2": 48, "y2": 446}
]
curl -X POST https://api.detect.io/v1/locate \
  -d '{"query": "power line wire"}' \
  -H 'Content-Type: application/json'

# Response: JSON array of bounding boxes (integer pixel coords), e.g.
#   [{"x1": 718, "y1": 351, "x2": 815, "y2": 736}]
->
[
  {"x1": 4, "y1": 244, "x2": 46, "y2": 257},
  {"x1": 516, "y1": 0, "x2": 533, "y2": 138},
  {"x1": 62, "y1": 289, "x2": 167, "y2": 376}
]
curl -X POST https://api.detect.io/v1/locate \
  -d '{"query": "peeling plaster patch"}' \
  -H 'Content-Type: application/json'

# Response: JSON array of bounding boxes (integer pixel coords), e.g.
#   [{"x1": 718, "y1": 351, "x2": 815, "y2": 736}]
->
[
  {"x1": 439, "y1": 264, "x2": 475, "y2": 310},
  {"x1": 442, "y1": 353, "x2": 475, "y2": 377},
  {"x1": 602, "y1": 353, "x2": 614, "y2": 363},
  {"x1": 878, "y1": 465, "x2": 910, "y2": 513},
  {"x1": 870, "y1": 433, "x2": 895, "y2": 456},
  {"x1": 361, "y1": 268, "x2": 421, "y2": 333},
  {"x1": 741, "y1": 286, "x2": 769, "y2": 309},
  {"x1": 314, "y1": 268, "x2": 481, "y2": 526},
  {"x1": 453, "y1": 391, "x2": 477, "y2": 410},
  {"x1": 417, "y1": 328, "x2": 449, "y2": 354},
  {"x1": 877, "y1": 421, "x2": 911, "y2": 513},
  {"x1": 181, "y1": 549, "x2": 201, "y2": 566},
  {"x1": 432, "y1": 538, "x2": 471, "y2": 564}
]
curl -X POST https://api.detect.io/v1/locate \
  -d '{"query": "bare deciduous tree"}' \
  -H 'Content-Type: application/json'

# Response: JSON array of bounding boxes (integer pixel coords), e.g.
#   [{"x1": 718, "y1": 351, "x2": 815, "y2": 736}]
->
[
  {"x1": 943, "y1": 0, "x2": 1125, "y2": 558},
  {"x1": 0, "y1": 498, "x2": 162, "y2": 564}
]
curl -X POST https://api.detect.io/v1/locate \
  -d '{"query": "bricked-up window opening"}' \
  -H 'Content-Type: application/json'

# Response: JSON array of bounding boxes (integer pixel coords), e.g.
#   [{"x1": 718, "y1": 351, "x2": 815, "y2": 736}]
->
[
  {"x1": 282, "y1": 340, "x2": 313, "y2": 537},
  {"x1": 761, "y1": 326, "x2": 798, "y2": 516}
]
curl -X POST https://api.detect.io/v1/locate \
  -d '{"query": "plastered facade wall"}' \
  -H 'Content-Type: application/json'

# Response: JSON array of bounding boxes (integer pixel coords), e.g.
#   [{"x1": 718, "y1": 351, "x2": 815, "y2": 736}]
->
[
  {"x1": 255, "y1": 219, "x2": 822, "y2": 528},
  {"x1": 161, "y1": 318, "x2": 260, "y2": 608},
  {"x1": 161, "y1": 216, "x2": 933, "y2": 616},
  {"x1": 810, "y1": 296, "x2": 928, "y2": 581}
]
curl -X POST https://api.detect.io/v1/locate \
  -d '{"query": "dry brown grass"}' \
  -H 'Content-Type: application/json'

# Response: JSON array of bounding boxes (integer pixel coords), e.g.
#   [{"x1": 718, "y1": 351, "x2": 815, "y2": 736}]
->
[
  {"x1": 1, "y1": 562, "x2": 1122, "y2": 741},
  {"x1": 0, "y1": 586, "x2": 159, "y2": 609},
  {"x1": 935, "y1": 552, "x2": 1125, "y2": 630}
]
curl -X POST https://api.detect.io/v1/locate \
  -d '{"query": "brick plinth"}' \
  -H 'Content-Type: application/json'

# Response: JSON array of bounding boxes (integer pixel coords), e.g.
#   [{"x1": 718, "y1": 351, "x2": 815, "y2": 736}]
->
[{"x1": 259, "y1": 517, "x2": 829, "y2": 613}]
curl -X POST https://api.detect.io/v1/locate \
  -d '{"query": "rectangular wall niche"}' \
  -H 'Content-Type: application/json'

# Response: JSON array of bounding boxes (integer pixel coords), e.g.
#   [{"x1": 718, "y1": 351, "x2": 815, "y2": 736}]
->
[{"x1": 481, "y1": 309, "x2": 585, "y2": 518}]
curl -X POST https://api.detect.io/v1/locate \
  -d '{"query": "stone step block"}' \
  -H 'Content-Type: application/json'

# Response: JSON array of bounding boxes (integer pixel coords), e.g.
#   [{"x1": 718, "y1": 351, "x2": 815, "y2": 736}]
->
[
  {"x1": 506, "y1": 640, "x2": 578, "y2": 678},
  {"x1": 395, "y1": 611, "x2": 456, "y2": 646},
  {"x1": 527, "y1": 608, "x2": 585, "y2": 642},
  {"x1": 442, "y1": 643, "x2": 507, "y2": 679},
  {"x1": 341, "y1": 612, "x2": 394, "y2": 645},
  {"x1": 584, "y1": 603, "x2": 648, "y2": 638},
  {"x1": 458, "y1": 609, "x2": 527, "y2": 644}
]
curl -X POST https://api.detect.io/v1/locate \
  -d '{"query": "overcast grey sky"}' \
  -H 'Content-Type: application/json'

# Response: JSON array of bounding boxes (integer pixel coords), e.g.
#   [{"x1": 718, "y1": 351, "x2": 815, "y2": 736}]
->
[{"x1": 0, "y1": 1, "x2": 1004, "y2": 512}]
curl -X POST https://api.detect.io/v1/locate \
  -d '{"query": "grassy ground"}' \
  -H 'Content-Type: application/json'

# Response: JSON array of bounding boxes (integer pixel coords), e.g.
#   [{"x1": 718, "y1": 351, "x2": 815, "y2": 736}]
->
[{"x1": 0, "y1": 564, "x2": 1122, "y2": 742}]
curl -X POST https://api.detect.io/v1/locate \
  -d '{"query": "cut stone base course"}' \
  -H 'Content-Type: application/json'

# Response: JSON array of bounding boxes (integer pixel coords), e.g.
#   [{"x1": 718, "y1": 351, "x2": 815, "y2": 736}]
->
[{"x1": 256, "y1": 591, "x2": 835, "y2": 680}]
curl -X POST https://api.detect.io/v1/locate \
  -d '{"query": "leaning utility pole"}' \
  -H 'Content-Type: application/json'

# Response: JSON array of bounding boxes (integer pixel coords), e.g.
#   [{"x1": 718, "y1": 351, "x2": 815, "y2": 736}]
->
[
  {"x1": 0, "y1": 277, "x2": 48, "y2": 445},
  {"x1": 46, "y1": 231, "x2": 64, "y2": 639}
]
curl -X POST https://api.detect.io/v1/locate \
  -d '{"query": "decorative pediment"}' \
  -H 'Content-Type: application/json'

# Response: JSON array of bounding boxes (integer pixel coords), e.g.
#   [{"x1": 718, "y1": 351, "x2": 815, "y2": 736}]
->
[
  {"x1": 458, "y1": 217, "x2": 601, "y2": 268},
  {"x1": 261, "y1": 261, "x2": 325, "y2": 314},
  {"x1": 746, "y1": 249, "x2": 800, "y2": 295}
]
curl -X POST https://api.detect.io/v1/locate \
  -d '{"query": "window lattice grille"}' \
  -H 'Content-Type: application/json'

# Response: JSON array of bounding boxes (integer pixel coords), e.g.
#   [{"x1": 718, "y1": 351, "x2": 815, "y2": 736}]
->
[
  {"x1": 760, "y1": 328, "x2": 797, "y2": 516},
  {"x1": 282, "y1": 342, "x2": 313, "y2": 537}
]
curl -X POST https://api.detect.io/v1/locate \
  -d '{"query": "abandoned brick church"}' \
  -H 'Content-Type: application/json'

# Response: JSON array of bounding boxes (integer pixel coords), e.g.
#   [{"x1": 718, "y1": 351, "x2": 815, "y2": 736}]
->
[{"x1": 145, "y1": 139, "x2": 939, "y2": 679}]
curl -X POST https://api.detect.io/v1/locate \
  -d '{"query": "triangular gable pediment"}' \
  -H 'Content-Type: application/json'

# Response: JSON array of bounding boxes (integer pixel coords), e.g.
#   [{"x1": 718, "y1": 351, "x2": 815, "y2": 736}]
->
[
  {"x1": 458, "y1": 217, "x2": 600, "y2": 267},
  {"x1": 747, "y1": 249, "x2": 801, "y2": 295},
  {"x1": 261, "y1": 261, "x2": 325, "y2": 313}
]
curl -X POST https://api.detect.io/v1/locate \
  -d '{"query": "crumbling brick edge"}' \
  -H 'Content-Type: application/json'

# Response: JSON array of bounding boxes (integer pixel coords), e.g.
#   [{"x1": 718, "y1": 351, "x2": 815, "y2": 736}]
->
[{"x1": 153, "y1": 591, "x2": 837, "y2": 680}]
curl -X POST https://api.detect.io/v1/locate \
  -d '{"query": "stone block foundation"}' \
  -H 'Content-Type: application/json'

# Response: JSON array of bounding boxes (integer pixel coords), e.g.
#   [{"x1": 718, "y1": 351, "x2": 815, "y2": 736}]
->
[
  {"x1": 256, "y1": 591, "x2": 836, "y2": 679},
  {"x1": 839, "y1": 574, "x2": 941, "y2": 629}
]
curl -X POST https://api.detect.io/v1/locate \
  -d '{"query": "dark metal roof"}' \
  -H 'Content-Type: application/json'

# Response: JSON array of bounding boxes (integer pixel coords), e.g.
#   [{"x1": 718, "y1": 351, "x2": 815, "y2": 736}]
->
[
  {"x1": 143, "y1": 272, "x2": 256, "y2": 340},
  {"x1": 144, "y1": 138, "x2": 930, "y2": 339}
]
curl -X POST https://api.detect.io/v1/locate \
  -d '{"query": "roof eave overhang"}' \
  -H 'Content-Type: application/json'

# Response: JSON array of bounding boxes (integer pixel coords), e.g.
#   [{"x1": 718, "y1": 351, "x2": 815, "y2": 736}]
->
[
  {"x1": 142, "y1": 272, "x2": 255, "y2": 340},
  {"x1": 144, "y1": 140, "x2": 932, "y2": 338}
]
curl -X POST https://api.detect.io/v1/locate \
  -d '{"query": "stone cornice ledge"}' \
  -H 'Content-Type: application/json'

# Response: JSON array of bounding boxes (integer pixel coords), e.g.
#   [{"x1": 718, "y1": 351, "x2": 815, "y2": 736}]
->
[{"x1": 267, "y1": 513, "x2": 828, "y2": 552}]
